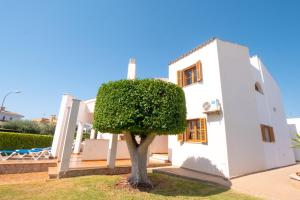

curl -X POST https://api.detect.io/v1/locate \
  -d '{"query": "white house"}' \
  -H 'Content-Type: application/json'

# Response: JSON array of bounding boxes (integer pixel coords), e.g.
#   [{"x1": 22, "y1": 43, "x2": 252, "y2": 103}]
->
[
  {"x1": 287, "y1": 118, "x2": 300, "y2": 161},
  {"x1": 52, "y1": 38, "x2": 295, "y2": 178},
  {"x1": 0, "y1": 107, "x2": 24, "y2": 122},
  {"x1": 168, "y1": 38, "x2": 295, "y2": 178}
]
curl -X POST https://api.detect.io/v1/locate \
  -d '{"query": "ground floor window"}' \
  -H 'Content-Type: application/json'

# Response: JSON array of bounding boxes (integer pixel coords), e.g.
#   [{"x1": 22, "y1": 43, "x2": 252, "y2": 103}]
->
[
  {"x1": 260, "y1": 124, "x2": 275, "y2": 142},
  {"x1": 178, "y1": 118, "x2": 207, "y2": 143}
]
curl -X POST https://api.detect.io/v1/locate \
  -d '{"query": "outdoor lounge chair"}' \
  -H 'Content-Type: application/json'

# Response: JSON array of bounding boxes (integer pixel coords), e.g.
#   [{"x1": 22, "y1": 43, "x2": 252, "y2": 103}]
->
[
  {"x1": 0, "y1": 147, "x2": 51, "y2": 160},
  {"x1": 0, "y1": 150, "x2": 16, "y2": 160}
]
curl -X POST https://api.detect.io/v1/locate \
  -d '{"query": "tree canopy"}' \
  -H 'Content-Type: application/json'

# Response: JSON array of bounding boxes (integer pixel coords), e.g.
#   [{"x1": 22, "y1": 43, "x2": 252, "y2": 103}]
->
[{"x1": 93, "y1": 79, "x2": 186, "y2": 136}]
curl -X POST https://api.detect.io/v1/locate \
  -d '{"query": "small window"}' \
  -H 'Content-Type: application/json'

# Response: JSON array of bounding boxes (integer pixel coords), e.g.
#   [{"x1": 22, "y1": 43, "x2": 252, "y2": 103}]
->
[
  {"x1": 255, "y1": 82, "x2": 264, "y2": 94},
  {"x1": 261, "y1": 124, "x2": 275, "y2": 143},
  {"x1": 177, "y1": 61, "x2": 202, "y2": 87},
  {"x1": 178, "y1": 118, "x2": 207, "y2": 143}
]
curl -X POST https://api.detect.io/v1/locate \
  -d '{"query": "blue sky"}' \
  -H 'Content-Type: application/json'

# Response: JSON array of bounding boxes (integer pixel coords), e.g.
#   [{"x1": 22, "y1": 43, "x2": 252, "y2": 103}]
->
[{"x1": 0, "y1": 0, "x2": 299, "y2": 119}]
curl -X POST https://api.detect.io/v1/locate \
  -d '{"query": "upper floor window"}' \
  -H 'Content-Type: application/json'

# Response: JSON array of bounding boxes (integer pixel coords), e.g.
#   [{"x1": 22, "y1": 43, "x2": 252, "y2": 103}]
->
[
  {"x1": 261, "y1": 124, "x2": 275, "y2": 143},
  {"x1": 177, "y1": 61, "x2": 202, "y2": 87},
  {"x1": 255, "y1": 82, "x2": 264, "y2": 94},
  {"x1": 178, "y1": 118, "x2": 207, "y2": 143}
]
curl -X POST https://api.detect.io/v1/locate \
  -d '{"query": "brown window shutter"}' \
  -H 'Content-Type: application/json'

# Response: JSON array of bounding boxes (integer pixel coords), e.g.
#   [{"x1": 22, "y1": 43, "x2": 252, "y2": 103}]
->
[
  {"x1": 196, "y1": 61, "x2": 202, "y2": 82},
  {"x1": 177, "y1": 70, "x2": 183, "y2": 87},
  {"x1": 270, "y1": 127, "x2": 275, "y2": 142},
  {"x1": 193, "y1": 120, "x2": 197, "y2": 142},
  {"x1": 177, "y1": 133, "x2": 183, "y2": 142},
  {"x1": 261, "y1": 125, "x2": 267, "y2": 142},
  {"x1": 200, "y1": 118, "x2": 207, "y2": 143}
]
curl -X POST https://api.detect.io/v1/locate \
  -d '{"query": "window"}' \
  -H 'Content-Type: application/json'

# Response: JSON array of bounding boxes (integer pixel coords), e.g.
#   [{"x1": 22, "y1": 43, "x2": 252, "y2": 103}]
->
[
  {"x1": 2, "y1": 116, "x2": 5, "y2": 121},
  {"x1": 261, "y1": 124, "x2": 275, "y2": 142},
  {"x1": 255, "y1": 82, "x2": 264, "y2": 94},
  {"x1": 177, "y1": 61, "x2": 202, "y2": 87},
  {"x1": 178, "y1": 118, "x2": 207, "y2": 143}
]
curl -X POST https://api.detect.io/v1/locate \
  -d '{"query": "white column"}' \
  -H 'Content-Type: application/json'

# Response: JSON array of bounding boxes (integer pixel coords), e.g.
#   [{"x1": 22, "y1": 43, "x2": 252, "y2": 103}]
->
[
  {"x1": 51, "y1": 94, "x2": 73, "y2": 158},
  {"x1": 96, "y1": 132, "x2": 101, "y2": 139},
  {"x1": 73, "y1": 122, "x2": 84, "y2": 154},
  {"x1": 90, "y1": 129, "x2": 96, "y2": 139},
  {"x1": 107, "y1": 134, "x2": 118, "y2": 169},
  {"x1": 58, "y1": 99, "x2": 80, "y2": 175},
  {"x1": 127, "y1": 58, "x2": 136, "y2": 80}
]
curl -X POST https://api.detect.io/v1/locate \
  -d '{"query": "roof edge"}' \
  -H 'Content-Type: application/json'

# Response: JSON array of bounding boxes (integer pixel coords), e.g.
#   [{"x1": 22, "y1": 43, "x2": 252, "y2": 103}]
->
[{"x1": 168, "y1": 37, "x2": 217, "y2": 65}]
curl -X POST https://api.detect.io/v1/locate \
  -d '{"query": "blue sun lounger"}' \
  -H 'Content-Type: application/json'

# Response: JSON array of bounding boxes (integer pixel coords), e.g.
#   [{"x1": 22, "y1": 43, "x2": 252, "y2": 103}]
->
[{"x1": 0, "y1": 148, "x2": 51, "y2": 160}]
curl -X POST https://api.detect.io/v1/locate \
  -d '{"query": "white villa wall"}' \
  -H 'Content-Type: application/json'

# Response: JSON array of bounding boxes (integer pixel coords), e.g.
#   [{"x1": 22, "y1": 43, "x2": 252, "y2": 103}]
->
[
  {"x1": 287, "y1": 118, "x2": 300, "y2": 161},
  {"x1": 216, "y1": 40, "x2": 266, "y2": 177},
  {"x1": 168, "y1": 39, "x2": 295, "y2": 178},
  {"x1": 149, "y1": 135, "x2": 168, "y2": 154},
  {"x1": 168, "y1": 40, "x2": 230, "y2": 177},
  {"x1": 251, "y1": 57, "x2": 295, "y2": 168},
  {"x1": 0, "y1": 112, "x2": 23, "y2": 121}
]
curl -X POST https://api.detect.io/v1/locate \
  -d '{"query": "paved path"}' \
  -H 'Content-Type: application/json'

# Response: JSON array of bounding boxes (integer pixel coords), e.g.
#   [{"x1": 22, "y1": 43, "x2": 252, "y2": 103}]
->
[
  {"x1": 231, "y1": 164, "x2": 300, "y2": 200},
  {"x1": 154, "y1": 164, "x2": 300, "y2": 200}
]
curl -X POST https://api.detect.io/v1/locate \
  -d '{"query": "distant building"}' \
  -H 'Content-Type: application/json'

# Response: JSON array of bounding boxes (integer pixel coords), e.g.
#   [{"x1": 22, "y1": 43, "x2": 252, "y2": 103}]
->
[
  {"x1": 32, "y1": 115, "x2": 57, "y2": 124},
  {"x1": 0, "y1": 107, "x2": 24, "y2": 121}
]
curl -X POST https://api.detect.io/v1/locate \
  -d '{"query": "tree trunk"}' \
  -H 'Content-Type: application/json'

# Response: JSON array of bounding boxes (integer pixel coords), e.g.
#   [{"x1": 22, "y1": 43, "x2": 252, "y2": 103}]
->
[{"x1": 124, "y1": 133, "x2": 155, "y2": 187}]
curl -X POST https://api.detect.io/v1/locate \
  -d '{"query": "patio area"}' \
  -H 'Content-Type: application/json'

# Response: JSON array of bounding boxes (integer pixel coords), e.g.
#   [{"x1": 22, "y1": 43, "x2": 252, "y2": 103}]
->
[{"x1": 0, "y1": 153, "x2": 170, "y2": 179}]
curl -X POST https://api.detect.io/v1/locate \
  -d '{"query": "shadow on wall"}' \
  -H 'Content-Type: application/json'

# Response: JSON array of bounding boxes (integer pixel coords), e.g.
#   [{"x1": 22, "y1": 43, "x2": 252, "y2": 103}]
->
[
  {"x1": 181, "y1": 156, "x2": 226, "y2": 178},
  {"x1": 206, "y1": 110, "x2": 223, "y2": 123}
]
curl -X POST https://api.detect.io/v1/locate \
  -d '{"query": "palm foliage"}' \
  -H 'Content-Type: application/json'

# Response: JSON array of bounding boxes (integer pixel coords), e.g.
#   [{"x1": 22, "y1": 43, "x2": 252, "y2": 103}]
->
[{"x1": 292, "y1": 133, "x2": 300, "y2": 148}]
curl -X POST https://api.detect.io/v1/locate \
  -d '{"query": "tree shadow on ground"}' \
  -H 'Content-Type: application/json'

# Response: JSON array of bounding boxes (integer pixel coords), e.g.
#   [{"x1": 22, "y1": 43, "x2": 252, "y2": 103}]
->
[{"x1": 146, "y1": 157, "x2": 232, "y2": 197}]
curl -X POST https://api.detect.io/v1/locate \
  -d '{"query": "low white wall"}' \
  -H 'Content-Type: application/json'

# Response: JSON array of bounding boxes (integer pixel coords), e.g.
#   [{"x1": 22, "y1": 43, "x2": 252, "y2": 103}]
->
[
  {"x1": 150, "y1": 135, "x2": 168, "y2": 154},
  {"x1": 82, "y1": 139, "x2": 130, "y2": 161},
  {"x1": 82, "y1": 139, "x2": 109, "y2": 160}
]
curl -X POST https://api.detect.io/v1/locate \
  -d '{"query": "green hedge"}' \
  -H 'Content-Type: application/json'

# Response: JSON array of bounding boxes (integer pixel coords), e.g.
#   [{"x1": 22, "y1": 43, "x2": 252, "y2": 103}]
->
[{"x1": 0, "y1": 132, "x2": 53, "y2": 150}]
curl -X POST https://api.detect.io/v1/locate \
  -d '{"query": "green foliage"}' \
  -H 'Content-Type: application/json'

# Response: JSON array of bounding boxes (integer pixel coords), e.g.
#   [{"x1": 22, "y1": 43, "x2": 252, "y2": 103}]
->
[
  {"x1": 2, "y1": 120, "x2": 56, "y2": 135},
  {"x1": 0, "y1": 132, "x2": 53, "y2": 150},
  {"x1": 292, "y1": 133, "x2": 300, "y2": 148},
  {"x1": 82, "y1": 133, "x2": 90, "y2": 140},
  {"x1": 93, "y1": 79, "x2": 186, "y2": 136}
]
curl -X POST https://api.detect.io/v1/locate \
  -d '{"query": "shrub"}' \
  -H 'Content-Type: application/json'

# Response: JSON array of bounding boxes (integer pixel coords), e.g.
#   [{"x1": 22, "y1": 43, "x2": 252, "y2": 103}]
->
[
  {"x1": 93, "y1": 79, "x2": 186, "y2": 186},
  {"x1": 2, "y1": 120, "x2": 55, "y2": 135},
  {"x1": 0, "y1": 132, "x2": 53, "y2": 150}
]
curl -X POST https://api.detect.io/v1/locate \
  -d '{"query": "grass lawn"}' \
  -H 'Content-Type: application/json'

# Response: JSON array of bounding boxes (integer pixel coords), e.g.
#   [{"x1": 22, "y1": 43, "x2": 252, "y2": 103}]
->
[{"x1": 0, "y1": 173, "x2": 260, "y2": 200}]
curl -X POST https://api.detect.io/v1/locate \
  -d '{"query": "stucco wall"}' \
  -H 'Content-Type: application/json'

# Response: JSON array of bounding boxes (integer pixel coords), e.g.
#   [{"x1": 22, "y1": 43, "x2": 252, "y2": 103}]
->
[
  {"x1": 251, "y1": 57, "x2": 295, "y2": 168},
  {"x1": 0, "y1": 113, "x2": 23, "y2": 121},
  {"x1": 168, "y1": 40, "x2": 230, "y2": 177},
  {"x1": 216, "y1": 40, "x2": 266, "y2": 177}
]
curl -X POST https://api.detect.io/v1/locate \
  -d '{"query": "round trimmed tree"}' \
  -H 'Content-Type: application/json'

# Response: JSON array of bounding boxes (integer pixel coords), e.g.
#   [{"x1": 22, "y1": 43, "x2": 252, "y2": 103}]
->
[{"x1": 93, "y1": 79, "x2": 186, "y2": 186}]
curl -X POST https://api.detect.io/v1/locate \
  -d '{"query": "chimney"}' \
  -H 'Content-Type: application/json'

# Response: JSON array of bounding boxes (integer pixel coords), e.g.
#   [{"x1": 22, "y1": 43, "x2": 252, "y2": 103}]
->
[{"x1": 127, "y1": 58, "x2": 136, "y2": 80}]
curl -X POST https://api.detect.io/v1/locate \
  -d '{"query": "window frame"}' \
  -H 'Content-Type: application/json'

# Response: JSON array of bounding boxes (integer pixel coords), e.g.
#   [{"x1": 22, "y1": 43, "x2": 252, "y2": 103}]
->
[
  {"x1": 255, "y1": 82, "x2": 264, "y2": 95},
  {"x1": 178, "y1": 118, "x2": 207, "y2": 144},
  {"x1": 260, "y1": 124, "x2": 275, "y2": 143},
  {"x1": 177, "y1": 61, "x2": 202, "y2": 87}
]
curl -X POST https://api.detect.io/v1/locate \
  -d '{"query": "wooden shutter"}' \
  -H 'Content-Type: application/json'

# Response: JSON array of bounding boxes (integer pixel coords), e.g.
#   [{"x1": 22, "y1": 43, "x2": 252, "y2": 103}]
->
[
  {"x1": 196, "y1": 61, "x2": 202, "y2": 82},
  {"x1": 177, "y1": 70, "x2": 183, "y2": 87},
  {"x1": 177, "y1": 133, "x2": 184, "y2": 142},
  {"x1": 270, "y1": 127, "x2": 275, "y2": 142},
  {"x1": 261, "y1": 125, "x2": 267, "y2": 142},
  {"x1": 200, "y1": 118, "x2": 207, "y2": 143}
]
